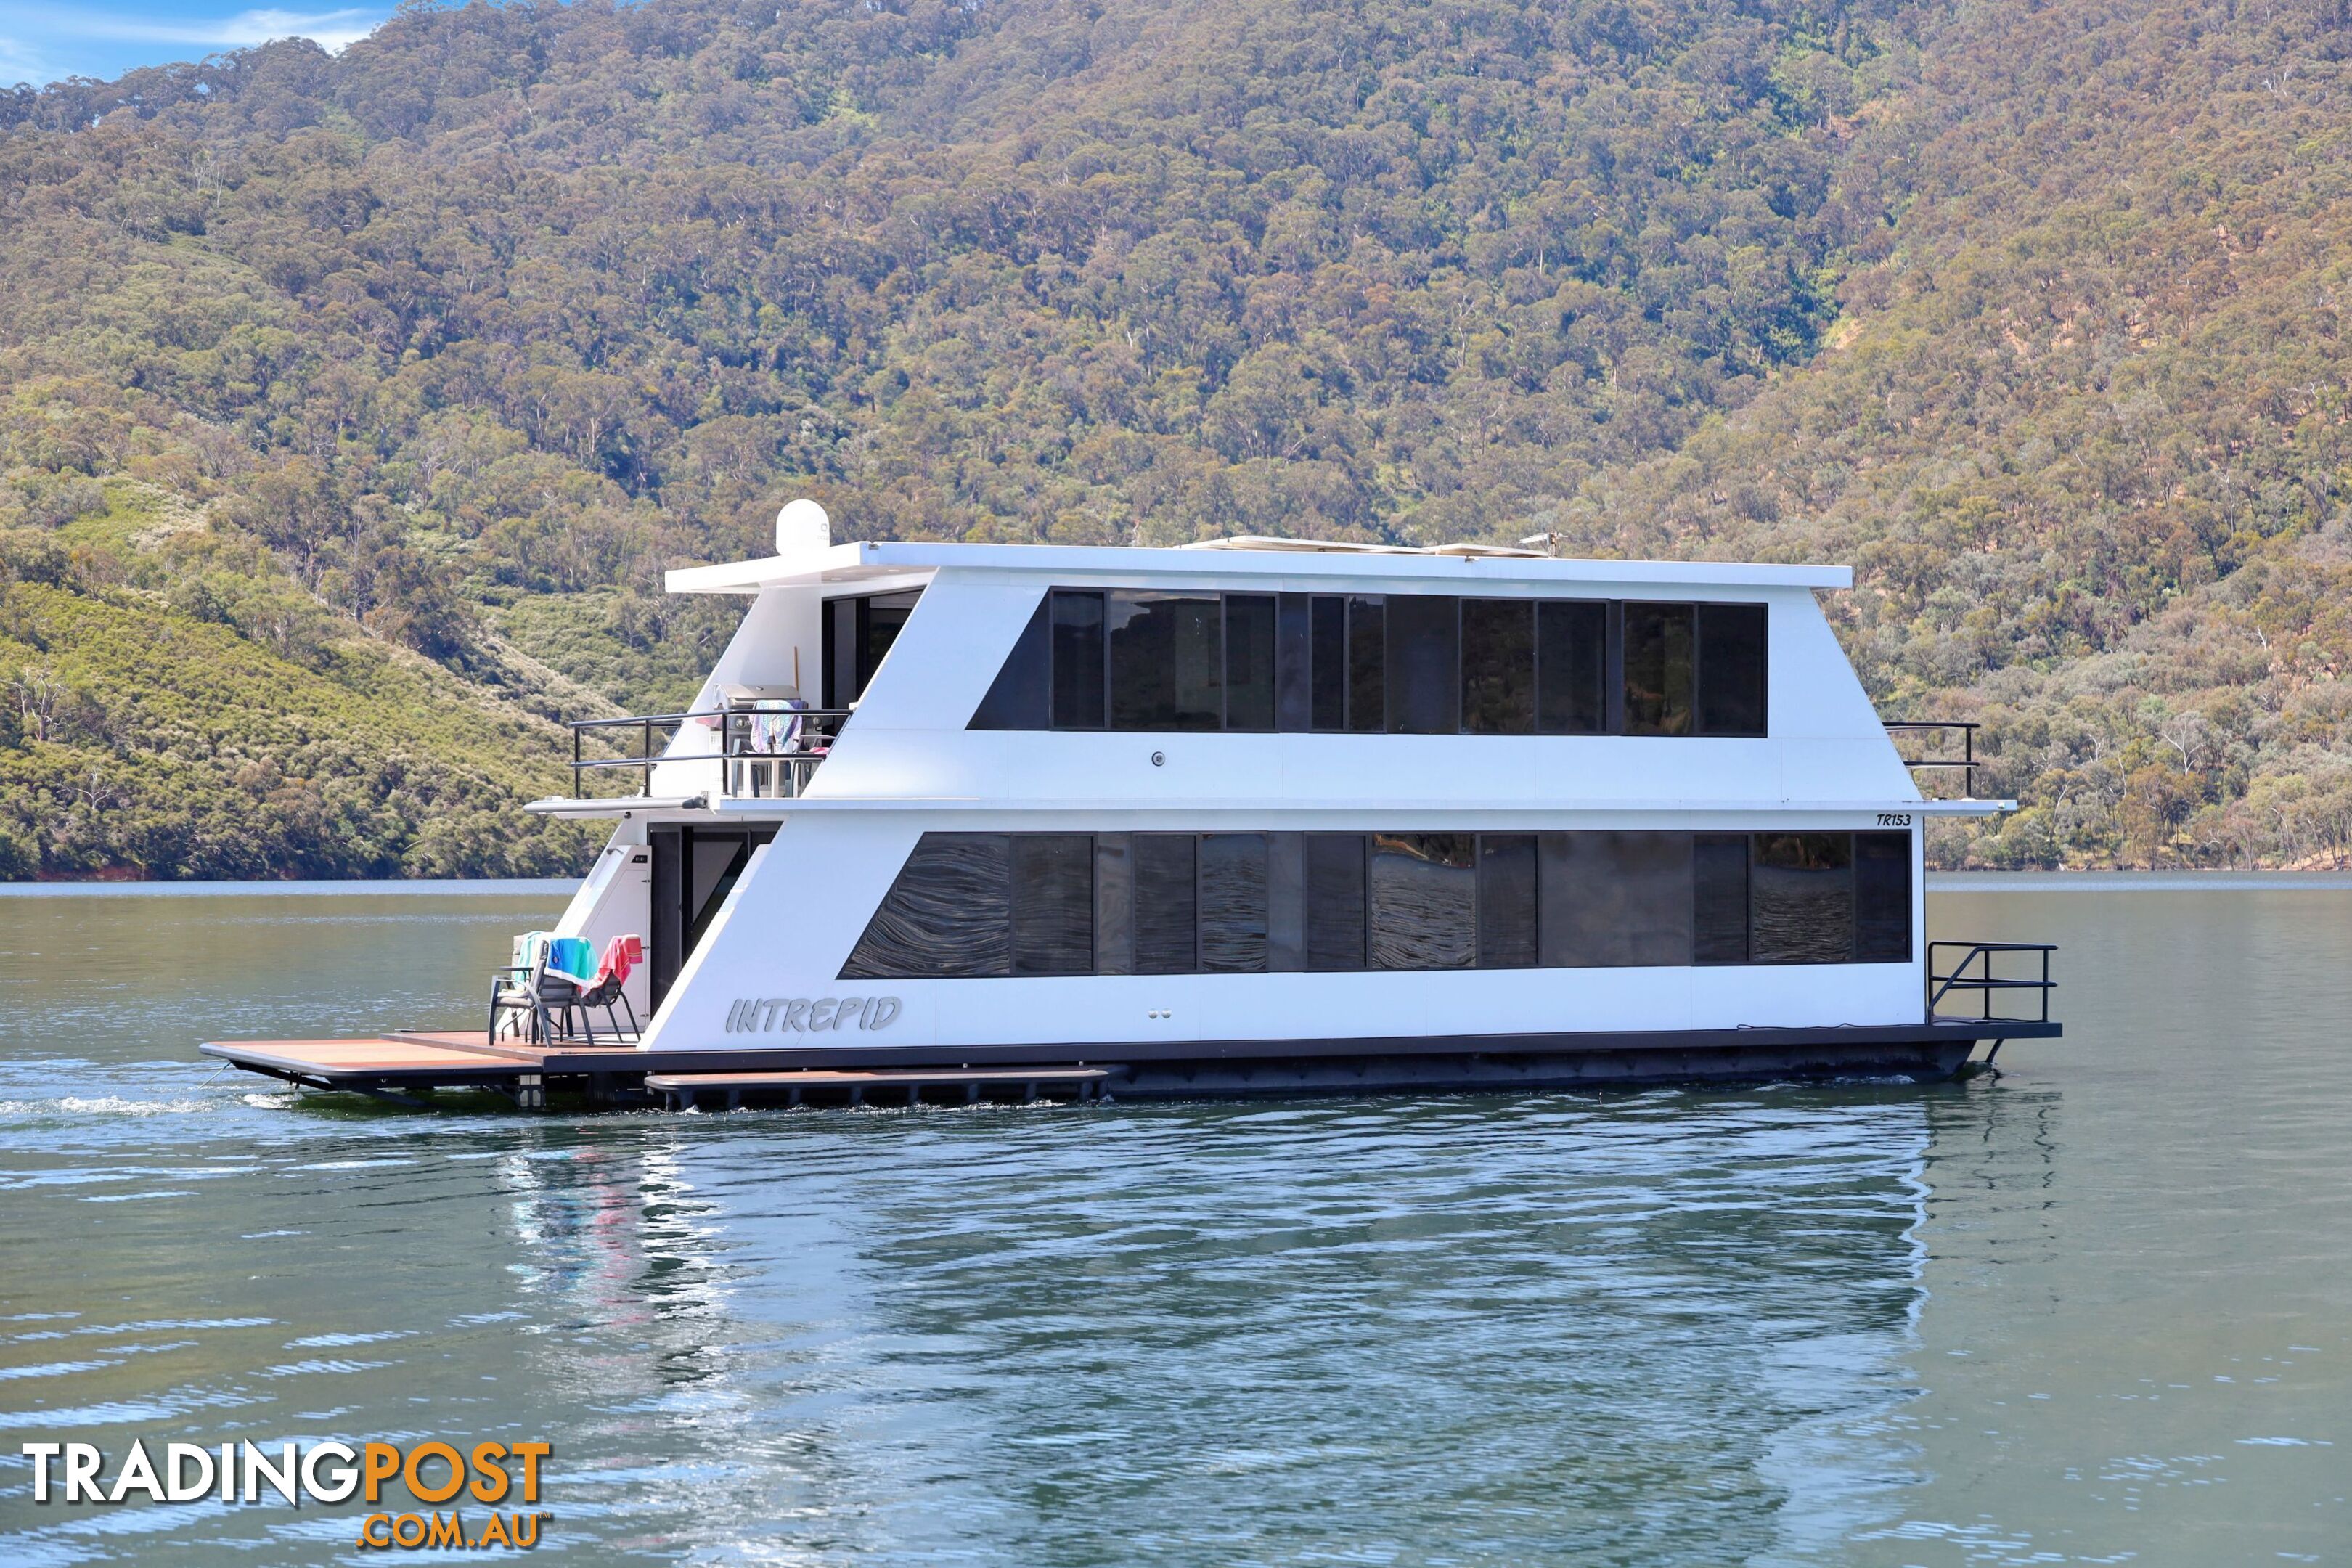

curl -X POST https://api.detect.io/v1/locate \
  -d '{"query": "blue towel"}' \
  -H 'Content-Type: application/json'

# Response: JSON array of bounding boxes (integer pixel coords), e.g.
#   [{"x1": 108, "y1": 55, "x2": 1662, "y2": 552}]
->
[{"x1": 544, "y1": 936, "x2": 596, "y2": 986}]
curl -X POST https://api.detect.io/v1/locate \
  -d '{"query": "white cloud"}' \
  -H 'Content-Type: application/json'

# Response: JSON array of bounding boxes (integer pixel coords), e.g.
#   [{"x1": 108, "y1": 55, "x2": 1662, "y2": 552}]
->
[
  {"x1": 72, "y1": 8, "x2": 383, "y2": 50},
  {"x1": 0, "y1": 37, "x2": 68, "y2": 85},
  {"x1": 0, "y1": 5, "x2": 388, "y2": 85}
]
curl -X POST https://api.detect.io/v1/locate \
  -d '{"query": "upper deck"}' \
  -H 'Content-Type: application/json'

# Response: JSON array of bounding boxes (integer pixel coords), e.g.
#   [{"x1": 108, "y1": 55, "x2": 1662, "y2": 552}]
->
[{"x1": 534, "y1": 523, "x2": 1997, "y2": 822}]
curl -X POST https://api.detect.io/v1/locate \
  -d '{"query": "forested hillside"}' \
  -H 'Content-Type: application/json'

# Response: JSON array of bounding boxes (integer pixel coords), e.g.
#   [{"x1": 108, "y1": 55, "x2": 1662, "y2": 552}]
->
[{"x1": 2, "y1": 0, "x2": 2348, "y2": 874}]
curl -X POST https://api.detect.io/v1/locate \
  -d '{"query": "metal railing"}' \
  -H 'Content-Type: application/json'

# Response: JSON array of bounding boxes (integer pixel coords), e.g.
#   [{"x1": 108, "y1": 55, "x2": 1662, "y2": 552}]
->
[
  {"x1": 1885, "y1": 720, "x2": 1980, "y2": 792},
  {"x1": 568, "y1": 708, "x2": 852, "y2": 801},
  {"x1": 1927, "y1": 941, "x2": 2056, "y2": 1026}
]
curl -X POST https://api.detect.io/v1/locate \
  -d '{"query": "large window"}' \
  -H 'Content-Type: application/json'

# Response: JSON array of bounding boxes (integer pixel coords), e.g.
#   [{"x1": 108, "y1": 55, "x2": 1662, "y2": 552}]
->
[
  {"x1": 842, "y1": 833, "x2": 1012, "y2": 979},
  {"x1": 1134, "y1": 834, "x2": 1199, "y2": 973},
  {"x1": 1010, "y1": 835, "x2": 1093, "y2": 976},
  {"x1": 843, "y1": 829, "x2": 1912, "y2": 978},
  {"x1": 1369, "y1": 833, "x2": 1477, "y2": 968},
  {"x1": 1199, "y1": 833, "x2": 1271, "y2": 971},
  {"x1": 1751, "y1": 833, "x2": 1854, "y2": 964},
  {"x1": 973, "y1": 589, "x2": 1767, "y2": 737},
  {"x1": 1304, "y1": 833, "x2": 1367, "y2": 970},
  {"x1": 1538, "y1": 831, "x2": 1692, "y2": 968}
]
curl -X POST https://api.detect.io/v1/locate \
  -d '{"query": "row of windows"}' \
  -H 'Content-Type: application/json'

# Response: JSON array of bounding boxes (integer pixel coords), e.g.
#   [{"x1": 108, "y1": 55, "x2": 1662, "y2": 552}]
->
[
  {"x1": 969, "y1": 590, "x2": 1768, "y2": 737},
  {"x1": 841, "y1": 830, "x2": 1911, "y2": 979}
]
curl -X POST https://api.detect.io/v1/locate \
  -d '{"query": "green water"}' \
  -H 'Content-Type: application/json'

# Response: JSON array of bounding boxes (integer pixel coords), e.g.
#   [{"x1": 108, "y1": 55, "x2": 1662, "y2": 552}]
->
[{"x1": 0, "y1": 881, "x2": 2345, "y2": 1565}]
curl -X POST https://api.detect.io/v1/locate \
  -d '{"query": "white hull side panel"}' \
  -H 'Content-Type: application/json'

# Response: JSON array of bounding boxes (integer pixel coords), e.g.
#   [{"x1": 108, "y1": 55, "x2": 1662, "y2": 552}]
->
[{"x1": 638, "y1": 815, "x2": 1925, "y2": 1057}]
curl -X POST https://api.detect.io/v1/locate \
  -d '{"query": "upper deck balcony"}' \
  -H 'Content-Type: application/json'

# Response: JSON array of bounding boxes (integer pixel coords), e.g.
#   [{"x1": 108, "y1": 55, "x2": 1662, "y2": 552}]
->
[{"x1": 565, "y1": 703, "x2": 854, "y2": 806}]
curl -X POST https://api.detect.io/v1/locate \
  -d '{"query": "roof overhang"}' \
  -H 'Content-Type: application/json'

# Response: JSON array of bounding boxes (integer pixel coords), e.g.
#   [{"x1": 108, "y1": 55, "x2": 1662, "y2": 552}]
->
[
  {"x1": 665, "y1": 541, "x2": 1853, "y2": 596},
  {"x1": 524, "y1": 795, "x2": 2014, "y2": 820}
]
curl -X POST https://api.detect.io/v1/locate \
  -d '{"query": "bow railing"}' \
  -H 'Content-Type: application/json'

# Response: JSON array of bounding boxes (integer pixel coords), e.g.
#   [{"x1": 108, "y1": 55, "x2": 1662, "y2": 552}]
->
[{"x1": 1927, "y1": 941, "x2": 2056, "y2": 1025}]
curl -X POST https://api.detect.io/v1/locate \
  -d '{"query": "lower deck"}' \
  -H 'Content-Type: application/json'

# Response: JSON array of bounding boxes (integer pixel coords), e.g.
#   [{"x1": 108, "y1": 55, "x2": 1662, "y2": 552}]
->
[{"x1": 200, "y1": 1018, "x2": 2061, "y2": 1107}]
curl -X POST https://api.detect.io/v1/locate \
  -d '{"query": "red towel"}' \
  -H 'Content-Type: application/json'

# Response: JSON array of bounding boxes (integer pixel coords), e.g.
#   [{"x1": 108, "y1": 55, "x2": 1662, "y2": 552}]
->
[{"x1": 595, "y1": 934, "x2": 643, "y2": 987}]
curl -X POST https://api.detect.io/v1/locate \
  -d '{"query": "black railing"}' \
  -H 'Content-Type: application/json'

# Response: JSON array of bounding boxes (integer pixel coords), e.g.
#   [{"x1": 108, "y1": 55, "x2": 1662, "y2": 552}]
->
[
  {"x1": 568, "y1": 708, "x2": 852, "y2": 801},
  {"x1": 1885, "y1": 720, "x2": 1980, "y2": 791},
  {"x1": 1927, "y1": 941, "x2": 2056, "y2": 1026}
]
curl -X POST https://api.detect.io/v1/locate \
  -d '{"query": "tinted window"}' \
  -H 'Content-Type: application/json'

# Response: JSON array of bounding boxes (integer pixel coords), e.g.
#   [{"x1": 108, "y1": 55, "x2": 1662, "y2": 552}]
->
[
  {"x1": 842, "y1": 833, "x2": 1011, "y2": 979},
  {"x1": 971, "y1": 594, "x2": 1050, "y2": 730},
  {"x1": 1110, "y1": 592, "x2": 1222, "y2": 730},
  {"x1": 1305, "y1": 833, "x2": 1367, "y2": 971},
  {"x1": 1692, "y1": 833, "x2": 1749, "y2": 964},
  {"x1": 1461, "y1": 600, "x2": 1535, "y2": 735},
  {"x1": 1696, "y1": 603, "x2": 1767, "y2": 737},
  {"x1": 1853, "y1": 832, "x2": 1911, "y2": 963},
  {"x1": 849, "y1": 829, "x2": 1891, "y2": 979},
  {"x1": 1539, "y1": 831, "x2": 1693, "y2": 967},
  {"x1": 992, "y1": 588, "x2": 1768, "y2": 738},
  {"x1": 1386, "y1": 595, "x2": 1460, "y2": 734},
  {"x1": 1751, "y1": 833, "x2": 1853, "y2": 963},
  {"x1": 1011, "y1": 834, "x2": 1093, "y2": 975},
  {"x1": 1369, "y1": 833, "x2": 1476, "y2": 970},
  {"x1": 825, "y1": 596, "x2": 857, "y2": 707},
  {"x1": 1225, "y1": 595, "x2": 1277, "y2": 730},
  {"x1": 1050, "y1": 590, "x2": 1106, "y2": 729},
  {"x1": 861, "y1": 591, "x2": 920, "y2": 692},
  {"x1": 1134, "y1": 834, "x2": 1199, "y2": 973},
  {"x1": 1310, "y1": 595, "x2": 1347, "y2": 730},
  {"x1": 1276, "y1": 595, "x2": 1312, "y2": 732},
  {"x1": 1477, "y1": 834, "x2": 1538, "y2": 968},
  {"x1": 1347, "y1": 596, "x2": 1385, "y2": 733},
  {"x1": 1622, "y1": 603, "x2": 1694, "y2": 736},
  {"x1": 1536, "y1": 600, "x2": 1606, "y2": 734},
  {"x1": 1198, "y1": 833, "x2": 1270, "y2": 972}
]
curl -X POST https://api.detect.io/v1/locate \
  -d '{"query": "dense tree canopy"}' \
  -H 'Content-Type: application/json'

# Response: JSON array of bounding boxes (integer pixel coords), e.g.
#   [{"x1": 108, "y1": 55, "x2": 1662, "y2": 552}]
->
[{"x1": 1, "y1": 0, "x2": 2348, "y2": 874}]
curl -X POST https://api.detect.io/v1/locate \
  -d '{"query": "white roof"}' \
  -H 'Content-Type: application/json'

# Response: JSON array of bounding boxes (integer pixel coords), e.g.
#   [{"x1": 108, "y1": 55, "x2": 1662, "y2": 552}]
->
[{"x1": 665, "y1": 540, "x2": 1852, "y2": 595}]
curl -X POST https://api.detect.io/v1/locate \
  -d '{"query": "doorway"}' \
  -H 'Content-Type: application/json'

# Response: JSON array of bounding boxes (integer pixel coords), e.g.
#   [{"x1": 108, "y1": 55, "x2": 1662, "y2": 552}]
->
[{"x1": 648, "y1": 825, "x2": 777, "y2": 1010}]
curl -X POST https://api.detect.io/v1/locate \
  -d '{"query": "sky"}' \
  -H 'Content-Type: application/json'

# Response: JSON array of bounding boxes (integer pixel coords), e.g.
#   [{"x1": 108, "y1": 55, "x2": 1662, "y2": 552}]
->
[{"x1": 0, "y1": 0, "x2": 389, "y2": 87}]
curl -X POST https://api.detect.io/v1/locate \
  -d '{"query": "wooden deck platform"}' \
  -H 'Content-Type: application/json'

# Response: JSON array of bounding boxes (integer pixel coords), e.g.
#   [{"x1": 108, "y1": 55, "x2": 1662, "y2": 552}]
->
[
  {"x1": 199, "y1": 1034, "x2": 1113, "y2": 1110},
  {"x1": 200, "y1": 1037, "x2": 547, "y2": 1085}
]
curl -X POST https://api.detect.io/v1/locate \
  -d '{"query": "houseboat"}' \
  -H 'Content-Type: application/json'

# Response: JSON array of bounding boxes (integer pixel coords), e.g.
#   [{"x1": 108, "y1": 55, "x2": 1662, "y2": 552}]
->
[{"x1": 204, "y1": 503, "x2": 2058, "y2": 1108}]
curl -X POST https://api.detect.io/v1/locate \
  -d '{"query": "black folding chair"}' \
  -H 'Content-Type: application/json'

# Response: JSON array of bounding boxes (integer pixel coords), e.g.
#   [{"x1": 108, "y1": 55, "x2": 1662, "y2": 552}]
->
[{"x1": 491, "y1": 942, "x2": 643, "y2": 1046}]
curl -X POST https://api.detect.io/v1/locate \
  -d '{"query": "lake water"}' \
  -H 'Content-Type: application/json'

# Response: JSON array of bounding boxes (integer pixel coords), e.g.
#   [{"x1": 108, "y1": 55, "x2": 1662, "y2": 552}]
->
[{"x1": 0, "y1": 881, "x2": 2344, "y2": 1565}]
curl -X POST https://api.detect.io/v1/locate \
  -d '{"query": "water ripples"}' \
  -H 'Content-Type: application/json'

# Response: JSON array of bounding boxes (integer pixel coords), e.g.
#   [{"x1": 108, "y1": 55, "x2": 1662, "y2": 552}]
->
[{"x1": 0, "y1": 887, "x2": 2347, "y2": 1564}]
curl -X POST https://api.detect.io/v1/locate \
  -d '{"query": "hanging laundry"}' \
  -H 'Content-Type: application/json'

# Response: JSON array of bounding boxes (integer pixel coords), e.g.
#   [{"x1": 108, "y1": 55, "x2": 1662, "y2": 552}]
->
[
  {"x1": 745, "y1": 698, "x2": 804, "y2": 754},
  {"x1": 594, "y1": 934, "x2": 643, "y2": 987}
]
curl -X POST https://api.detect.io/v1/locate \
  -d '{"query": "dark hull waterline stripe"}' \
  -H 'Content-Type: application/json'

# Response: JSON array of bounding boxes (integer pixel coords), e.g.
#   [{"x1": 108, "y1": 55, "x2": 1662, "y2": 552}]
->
[{"x1": 392, "y1": 1018, "x2": 2057, "y2": 1077}]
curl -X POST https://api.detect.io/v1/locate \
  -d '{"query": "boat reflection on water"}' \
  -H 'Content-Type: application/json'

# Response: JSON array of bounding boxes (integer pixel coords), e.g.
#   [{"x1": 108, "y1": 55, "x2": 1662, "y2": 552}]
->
[{"x1": 476, "y1": 1084, "x2": 2062, "y2": 1564}]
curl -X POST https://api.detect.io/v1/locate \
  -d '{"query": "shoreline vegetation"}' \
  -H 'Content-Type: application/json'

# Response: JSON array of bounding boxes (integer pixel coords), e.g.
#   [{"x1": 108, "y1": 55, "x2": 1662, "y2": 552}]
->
[{"x1": 6, "y1": 0, "x2": 2352, "y2": 877}]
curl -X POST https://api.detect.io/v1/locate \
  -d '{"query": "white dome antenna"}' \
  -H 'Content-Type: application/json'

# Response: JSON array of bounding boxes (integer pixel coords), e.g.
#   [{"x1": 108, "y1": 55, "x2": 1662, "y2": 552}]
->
[{"x1": 775, "y1": 498, "x2": 831, "y2": 555}]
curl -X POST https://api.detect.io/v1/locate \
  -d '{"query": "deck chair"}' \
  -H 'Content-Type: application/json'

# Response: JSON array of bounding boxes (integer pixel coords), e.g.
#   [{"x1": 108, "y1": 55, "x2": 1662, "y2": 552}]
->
[{"x1": 489, "y1": 934, "x2": 640, "y2": 1045}]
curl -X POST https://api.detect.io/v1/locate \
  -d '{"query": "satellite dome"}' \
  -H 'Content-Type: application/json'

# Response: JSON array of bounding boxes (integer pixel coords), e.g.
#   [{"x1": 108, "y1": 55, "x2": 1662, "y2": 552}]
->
[{"x1": 775, "y1": 498, "x2": 830, "y2": 555}]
